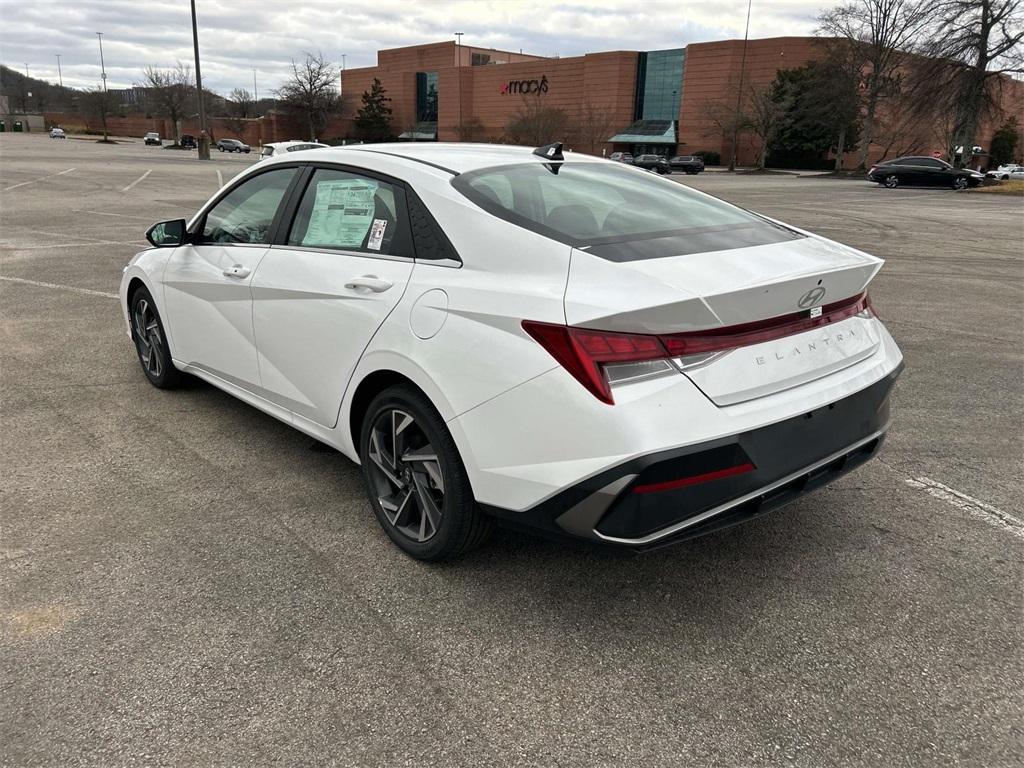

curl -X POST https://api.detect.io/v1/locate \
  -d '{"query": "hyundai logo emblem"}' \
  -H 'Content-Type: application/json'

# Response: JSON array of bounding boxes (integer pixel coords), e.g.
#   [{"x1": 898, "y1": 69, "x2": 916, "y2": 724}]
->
[{"x1": 798, "y1": 287, "x2": 826, "y2": 308}]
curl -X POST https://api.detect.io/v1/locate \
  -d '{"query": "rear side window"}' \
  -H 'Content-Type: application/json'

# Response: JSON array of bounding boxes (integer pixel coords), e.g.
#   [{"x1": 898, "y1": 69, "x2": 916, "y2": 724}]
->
[
  {"x1": 199, "y1": 167, "x2": 297, "y2": 244},
  {"x1": 452, "y1": 162, "x2": 801, "y2": 260},
  {"x1": 261, "y1": 146, "x2": 274, "y2": 156},
  {"x1": 286, "y1": 168, "x2": 412, "y2": 257}
]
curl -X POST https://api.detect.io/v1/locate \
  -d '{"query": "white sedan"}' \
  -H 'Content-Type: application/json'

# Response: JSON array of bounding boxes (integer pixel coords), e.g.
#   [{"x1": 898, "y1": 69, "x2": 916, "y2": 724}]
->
[
  {"x1": 986, "y1": 164, "x2": 1024, "y2": 180},
  {"x1": 257, "y1": 140, "x2": 329, "y2": 161},
  {"x1": 120, "y1": 143, "x2": 904, "y2": 560}
]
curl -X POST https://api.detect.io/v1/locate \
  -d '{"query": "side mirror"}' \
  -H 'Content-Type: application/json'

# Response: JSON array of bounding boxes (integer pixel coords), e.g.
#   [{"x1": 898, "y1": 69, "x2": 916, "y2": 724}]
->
[{"x1": 146, "y1": 219, "x2": 188, "y2": 248}]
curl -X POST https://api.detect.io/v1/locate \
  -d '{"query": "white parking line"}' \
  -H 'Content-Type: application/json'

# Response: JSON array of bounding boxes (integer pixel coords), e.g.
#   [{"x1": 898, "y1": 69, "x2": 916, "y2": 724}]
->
[
  {"x1": 2, "y1": 167, "x2": 76, "y2": 192},
  {"x1": 0, "y1": 275, "x2": 118, "y2": 299},
  {"x1": 76, "y1": 210, "x2": 157, "y2": 221},
  {"x1": 122, "y1": 169, "x2": 152, "y2": 192},
  {"x1": 217, "y1": 170, "x2": 223, "y2": 188},
  {"x1": 905, "y1": 477, "x2": 1024, "y2": 540}
]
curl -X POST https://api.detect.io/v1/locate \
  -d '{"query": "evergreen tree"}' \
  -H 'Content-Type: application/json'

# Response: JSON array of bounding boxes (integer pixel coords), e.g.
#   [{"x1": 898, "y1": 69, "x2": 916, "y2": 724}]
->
[{"x1": 355, "y1": 78, "x2": 393, "y2": 142}]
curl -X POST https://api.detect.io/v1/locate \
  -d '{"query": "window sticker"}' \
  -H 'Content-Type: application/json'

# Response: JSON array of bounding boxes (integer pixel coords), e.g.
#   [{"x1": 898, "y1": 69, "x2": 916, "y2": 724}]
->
[
  {"x1": 302, "y1": 178, "x2": 378, "y2": 247},
  {"x1": 367, "y1": 218, "x2": 388, "y2": 251}
]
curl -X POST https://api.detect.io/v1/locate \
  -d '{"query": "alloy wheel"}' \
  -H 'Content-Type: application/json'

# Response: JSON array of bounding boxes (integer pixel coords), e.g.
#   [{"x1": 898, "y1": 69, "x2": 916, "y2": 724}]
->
[
  {"x1": 132, "y1": 297, "x2": 164, "y2": 378},
  {"x1": 953, "y1": 176, "x2": 968, "y2": 190},
  {"x1": 884, "y1": 175, "x2": 899, "y2": 188},
  {"x1": 366, "y1": 408, "x2": 445, "y2": 543}
]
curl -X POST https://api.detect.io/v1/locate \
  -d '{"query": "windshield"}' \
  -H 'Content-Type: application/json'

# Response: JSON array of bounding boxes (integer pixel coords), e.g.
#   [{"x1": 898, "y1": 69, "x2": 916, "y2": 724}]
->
[{"x1": 452, "y1": 162, "x2": 801, "y2": 260}]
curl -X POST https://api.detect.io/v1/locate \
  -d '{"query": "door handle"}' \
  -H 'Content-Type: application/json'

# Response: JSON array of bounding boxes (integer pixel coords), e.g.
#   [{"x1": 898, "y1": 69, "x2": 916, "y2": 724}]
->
[
  {"x1": 223, "y1": 265, "x2": 250, "y2": 279},
  {"x1": 344, "y1": 275, "x2": 393, "y2": 293}
]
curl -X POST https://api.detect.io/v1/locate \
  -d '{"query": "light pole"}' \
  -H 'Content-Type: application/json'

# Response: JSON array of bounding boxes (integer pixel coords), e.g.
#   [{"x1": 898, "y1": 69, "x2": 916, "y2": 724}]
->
[
  {"x1": 190, "y1": 0, "x2": 210, "y2": 160},
  {"x1": 24, "y1": 63, "x2": 29, "y2": 78},
  {"x1": 56, "y1": 54, "x2": 63, "y2": 87},
  {"x1": 96, "y1": 33, "x2": 107, "y2": 91},
  {"x1": 454, "y1": 32, "x2": 464, "y2": 140},
  {"x1": 252, "y1": 67, "x2": 258, "y2": 102},
  {"x1": 728, "y1": 0, "x2": 752, "y2": 172}
]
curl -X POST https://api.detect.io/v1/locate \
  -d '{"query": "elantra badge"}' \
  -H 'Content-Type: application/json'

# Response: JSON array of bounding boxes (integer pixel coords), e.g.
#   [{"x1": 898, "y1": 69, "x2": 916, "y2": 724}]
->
[{"x1": 798, "y1": 286, "x2": 826, "y2": 309}]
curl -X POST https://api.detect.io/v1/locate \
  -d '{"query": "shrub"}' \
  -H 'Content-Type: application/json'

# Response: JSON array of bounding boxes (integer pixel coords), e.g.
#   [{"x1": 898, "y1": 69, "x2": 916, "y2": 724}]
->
[{"x1": 692, "y1": 150, "x2": 721, "y2": 165}]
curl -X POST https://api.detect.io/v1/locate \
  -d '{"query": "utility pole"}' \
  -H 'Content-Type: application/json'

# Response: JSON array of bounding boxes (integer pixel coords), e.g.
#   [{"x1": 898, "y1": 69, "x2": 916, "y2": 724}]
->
[
  {"x1": 96, "y1": 33, "x2": 107, "y2": 91},
  {"x1": 190, "y1": 0, "x2": 210, "y2": 160},
  {"x1": 454, "y1": 32, "x2": 464, "y2": 141},
  {"x1": 728, "y1": 0, "x2": 752, "y2": 172},
  {"x1": 56, "y1": 54, "x2": 63, "y2": 87}
]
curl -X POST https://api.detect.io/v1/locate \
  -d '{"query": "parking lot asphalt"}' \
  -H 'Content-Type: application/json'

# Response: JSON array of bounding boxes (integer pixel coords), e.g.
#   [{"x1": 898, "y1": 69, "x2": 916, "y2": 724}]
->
[{"x1": 1, "y1": 134, "x2": 1022, "y2": 767}]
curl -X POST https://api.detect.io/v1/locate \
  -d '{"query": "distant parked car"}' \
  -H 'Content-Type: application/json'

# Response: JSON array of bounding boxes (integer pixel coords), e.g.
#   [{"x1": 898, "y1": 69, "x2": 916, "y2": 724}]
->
[
  {"x1": 669, "y1": 155, "x2": 705, "y2": 174},
  {"x1": 867, "y1": 156, "x2": 984, "y2": 189},
  {"x1": 49, "y1": 127, "x2": 66, "y2": 139},
  {"x1": 180, "y1": 134, "x2": 197, "y2": 149},
  {"x1": 985, "y1": 163, "x2": 1023, "y2": 180},
  {"x1": 609, "y1": 152, "x2": 633, "y2": 164},
  {"x1": 144, "y1": 132, "x2": 161, "y2": 146},
  {"x1": 632, "y1": 154, "x2": 672, "y2": 174},
  {"x1": 217, "y1": 138, "x2": 251, "y2": 153},
  {"x1": 257, "y1": 140, "x2": 329, "y2": 161}
]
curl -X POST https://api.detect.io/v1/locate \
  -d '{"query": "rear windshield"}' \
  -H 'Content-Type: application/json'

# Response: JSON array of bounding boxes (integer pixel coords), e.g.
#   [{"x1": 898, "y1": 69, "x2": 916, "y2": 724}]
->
[{"x1": 452, "y1": 162, "x2": 801, "y2": 261}]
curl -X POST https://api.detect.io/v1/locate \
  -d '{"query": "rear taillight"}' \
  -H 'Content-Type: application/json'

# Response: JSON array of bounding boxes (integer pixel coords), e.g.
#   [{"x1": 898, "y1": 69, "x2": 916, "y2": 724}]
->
[{"x1": 523, "y1": 292, "x2": 873, "y2": 405}]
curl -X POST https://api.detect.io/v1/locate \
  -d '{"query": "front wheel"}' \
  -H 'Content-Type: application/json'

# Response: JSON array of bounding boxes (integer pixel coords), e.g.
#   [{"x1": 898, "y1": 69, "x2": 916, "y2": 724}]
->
[
  {"x1": 884, "y1": 174, "x2": 900, "y2": 189},
  {"x1": 129, "y1": 287, "x2": 182, "y2": 389},
  {"x1": 952, "y1": 176, "x2": 969, "y2": 190},
  {"x1": 360, "y1": 386, "x2": 492, "y2": 561}
]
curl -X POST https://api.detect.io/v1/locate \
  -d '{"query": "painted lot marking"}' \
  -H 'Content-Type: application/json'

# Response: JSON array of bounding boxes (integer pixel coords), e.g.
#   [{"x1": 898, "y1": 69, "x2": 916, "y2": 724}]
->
[
  {"x1": 122, "y1": 169, "x2": 152, "y2": 192},
  {"x1": 217, "y1": 170, "x2": 223, "y2": 188},
  {"x1": 2, "y1": 167, "x2": 76, "y2": 192},
  {"x1": 905, "y1": 476, "x2": 1024, "y2": 541},
  {"x1": 0, "y1": 275, "x2": 118, "y2": 299}
]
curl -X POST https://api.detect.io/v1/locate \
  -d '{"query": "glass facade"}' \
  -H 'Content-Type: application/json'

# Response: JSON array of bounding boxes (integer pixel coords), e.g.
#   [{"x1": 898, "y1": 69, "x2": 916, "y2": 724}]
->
[
  {"x1": 635, "y1": 48, "x2": 685, "y2": 122},
  {"x1": 416, "y1": 71, "x2": 439, "y2": 123}
]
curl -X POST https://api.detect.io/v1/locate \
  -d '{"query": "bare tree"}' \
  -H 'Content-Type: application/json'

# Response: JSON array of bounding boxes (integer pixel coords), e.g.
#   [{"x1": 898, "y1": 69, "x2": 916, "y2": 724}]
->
[
  {"x1": 701, "y1": 97, "x2": 751, "y2": 162},
  {"x1": 82, "y1": 87, "x2": 117, "y2": 142},
  {"x1": 570, "y1": 100, "x2": 617, "y2": 156},
  {"x1": 745, "y1": 83, "x2": 788, "y2": 169},
  {"x1": 818, "y1": 0, "x2": 930, "y2": 170},
  {"x1": 914, "y1": 0, "x2": 1024, "y2": 164},
  {"x1": 228, "y1": 88, "x2": 254, "y2": 118},
  {"x1": 505, "y1": 93, "x2": 568, "y2": 146},
  {"x1": 278, "y1": 52, "x2": 339, "y2": 141},
  {"x1": 455, "y1": 117, "x2": 487, "y2": 142},
  {"x1": 141, "y1": 62, "x2": 194, "y2": 144}
]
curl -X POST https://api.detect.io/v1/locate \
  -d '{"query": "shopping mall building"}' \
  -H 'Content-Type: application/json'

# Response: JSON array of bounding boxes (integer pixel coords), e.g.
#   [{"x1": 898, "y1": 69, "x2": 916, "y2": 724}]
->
[{"x1": 339, "y1": 37, "x2": 1023, "y2": 165}]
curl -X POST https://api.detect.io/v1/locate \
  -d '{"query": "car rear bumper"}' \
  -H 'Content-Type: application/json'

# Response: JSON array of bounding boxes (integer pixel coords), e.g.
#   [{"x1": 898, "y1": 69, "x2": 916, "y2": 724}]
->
[{"x1": 478, "y1": 364, "x2": 901, "y2": 550}]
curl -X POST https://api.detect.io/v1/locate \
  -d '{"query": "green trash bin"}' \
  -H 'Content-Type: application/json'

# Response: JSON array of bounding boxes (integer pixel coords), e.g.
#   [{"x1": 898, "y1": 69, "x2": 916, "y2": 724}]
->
[
  {"x1": 13, "y1": 121, "x2": 23, "y2": 132},
  {"x1": 0, "y1": 120, "x2": 6, "y2": 132}
]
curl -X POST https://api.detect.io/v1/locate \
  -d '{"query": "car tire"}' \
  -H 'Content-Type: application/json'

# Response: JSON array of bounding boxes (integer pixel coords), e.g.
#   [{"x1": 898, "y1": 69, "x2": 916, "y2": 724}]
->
[
  {"x1": 129, "y1": 286, "x2": 183, "y2": 389},
  {"x1": 884, "y1": 174, "x2": 900, "y2": 189},
  {"x1": 359, "y1": 385, "x2": 492, "y2": 561},
  {"x1": 952, "y1": 176, "x2": 969, "y2": 190}
]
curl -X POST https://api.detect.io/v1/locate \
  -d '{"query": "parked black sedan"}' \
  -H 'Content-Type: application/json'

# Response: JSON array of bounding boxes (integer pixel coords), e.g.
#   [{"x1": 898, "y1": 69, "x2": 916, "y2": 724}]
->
[
  {"x1": 867, "y1": 156, "x2": 984, "y2": 189},
  {"x1": 669, "y1": 155, "x2": 705, "y2": 174},
  {"x1": 632, "y1": 154, "x2": 672, "y2": 174},
  {"x1": 216, "y1": 138, "x2": 251, "y2": 153}
]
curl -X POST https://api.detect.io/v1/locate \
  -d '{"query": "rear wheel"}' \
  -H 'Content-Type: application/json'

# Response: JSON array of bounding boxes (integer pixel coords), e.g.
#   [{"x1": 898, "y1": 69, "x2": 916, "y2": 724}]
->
[
  {"x1": 359, "y1": 386, "x2": 492, "y2": 561},
  {"x1": 129, "y1": 286, "x2": 182, "y2": 389},
  {"x1": 884, "y1": 174, "x2": 900, "y2": 189}
]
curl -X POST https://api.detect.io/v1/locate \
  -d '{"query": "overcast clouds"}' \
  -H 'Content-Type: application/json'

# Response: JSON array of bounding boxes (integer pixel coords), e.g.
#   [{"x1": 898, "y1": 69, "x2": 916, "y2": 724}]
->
[{"x1": 0, "y1": 0, "x2": 828, "y2": 94}]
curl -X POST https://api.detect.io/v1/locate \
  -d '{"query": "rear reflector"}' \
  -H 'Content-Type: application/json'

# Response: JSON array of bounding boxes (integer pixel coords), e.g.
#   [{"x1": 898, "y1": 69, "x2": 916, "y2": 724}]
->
[
  {"x1": 523, "y1": 291, "x2": 872, "y2": 404},
  {"x1": 632, "y1": 462, "x2": 756, "y2": 494}
]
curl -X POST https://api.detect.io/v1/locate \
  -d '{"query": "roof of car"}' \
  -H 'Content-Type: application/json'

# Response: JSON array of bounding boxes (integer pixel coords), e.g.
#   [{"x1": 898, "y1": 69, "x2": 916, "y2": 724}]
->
[{"x1": 312, "y1": 142, "x2": 609, "y2": 174}]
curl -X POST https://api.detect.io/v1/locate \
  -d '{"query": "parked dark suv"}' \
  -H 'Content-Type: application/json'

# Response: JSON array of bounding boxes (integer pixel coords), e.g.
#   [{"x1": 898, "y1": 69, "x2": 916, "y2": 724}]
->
[
  {"x1": 867, "y1": 156, "x2": 983, "y2": 189},
  {"x1": 669, "y1": 155, "x2": 705, "y2": 174},
  {"x1": 180, "y1": 134, "x2": 197, "y2": 149},
  {"x1": 632, "y1": 154, "x2": 672, "y2": 174},
  {"x1": 216, "y1": 138, "x2": 251, "y2": 153}
]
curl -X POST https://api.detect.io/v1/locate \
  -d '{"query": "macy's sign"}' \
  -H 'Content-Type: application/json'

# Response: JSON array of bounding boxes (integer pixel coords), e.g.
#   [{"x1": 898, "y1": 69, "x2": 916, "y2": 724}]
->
[{"x1": 500, "y1": 75, "x2": 549, "y2": 95}]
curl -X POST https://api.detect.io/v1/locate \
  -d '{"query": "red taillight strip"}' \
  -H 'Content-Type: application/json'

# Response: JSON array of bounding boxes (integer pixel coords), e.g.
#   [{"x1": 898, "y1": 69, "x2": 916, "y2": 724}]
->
[
  {"x1": 632, "y1": 462, "x2": 756, "y2": 494},
  {"x1": 660, "y1": 291, "x2": 871, "y2": 356}
]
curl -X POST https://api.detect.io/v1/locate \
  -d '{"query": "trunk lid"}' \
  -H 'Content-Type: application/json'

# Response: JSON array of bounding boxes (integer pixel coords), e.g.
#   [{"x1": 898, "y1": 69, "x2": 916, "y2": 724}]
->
[{"x1": 564, "y1": 236, "x2": 884, "y2": 405}]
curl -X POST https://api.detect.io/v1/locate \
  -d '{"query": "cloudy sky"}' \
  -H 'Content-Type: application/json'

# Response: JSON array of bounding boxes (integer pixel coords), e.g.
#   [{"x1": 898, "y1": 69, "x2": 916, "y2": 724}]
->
[{"x1": 0, "y1": 0, "x2": 828, "y2": 94}]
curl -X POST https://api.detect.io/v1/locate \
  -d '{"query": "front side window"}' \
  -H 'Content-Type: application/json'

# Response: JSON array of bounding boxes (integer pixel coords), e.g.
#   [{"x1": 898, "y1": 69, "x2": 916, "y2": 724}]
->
[
  {"x1": 453, "y1": 162, "x2": 801, "y2": 260},
  {"x1": 286, "y1": 168, "x2": 410, "y2": 257},
  {"x1": 199, "y1": 167, "x2": 297, "y2": 244}
]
